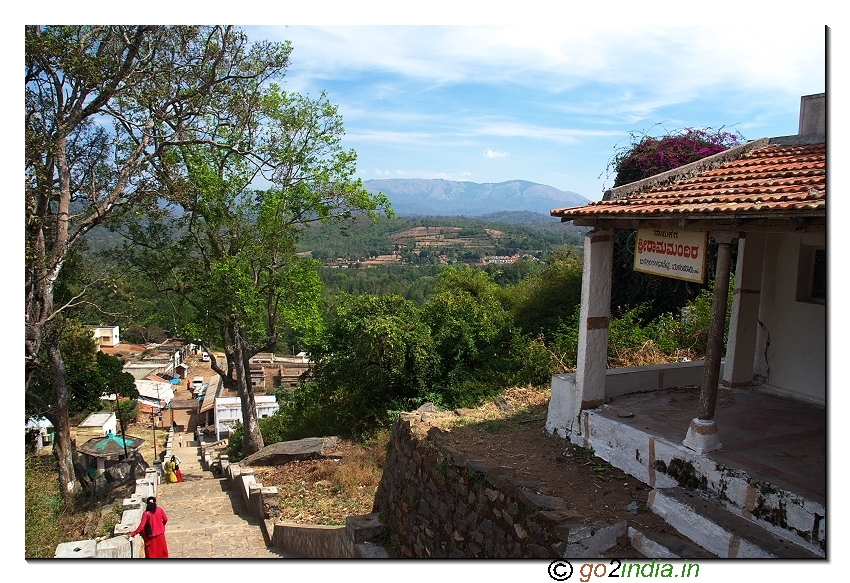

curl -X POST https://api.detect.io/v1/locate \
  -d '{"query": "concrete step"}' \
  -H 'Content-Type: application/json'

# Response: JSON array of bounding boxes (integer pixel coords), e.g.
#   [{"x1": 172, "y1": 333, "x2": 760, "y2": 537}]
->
[
  {"x1": 155, "y1": 463, "x2": 295, "y2": 558},
  {"x1": 627, "y1": 525, "x2": 717, "y2": 559},
  {"x1": 648, "y1": 487, "x2": 822, "y2": 559}
]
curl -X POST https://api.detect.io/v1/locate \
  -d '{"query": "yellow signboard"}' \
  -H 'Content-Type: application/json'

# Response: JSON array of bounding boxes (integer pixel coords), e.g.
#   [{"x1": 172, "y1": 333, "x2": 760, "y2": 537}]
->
[{"x1": 633, "y1": 228, "x2": 707, "y2": 284}]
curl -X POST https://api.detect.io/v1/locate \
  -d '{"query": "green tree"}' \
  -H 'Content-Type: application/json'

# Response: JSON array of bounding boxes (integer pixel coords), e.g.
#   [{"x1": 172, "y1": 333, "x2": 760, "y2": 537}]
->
[
  {"x1": 283, "y1": 294, "x2": 438, "y2": 439},
  {"x1": 27, "y1": 320, "x2": 139, "y2": 495},
  {"x1": 506, "y1": 249, "x2": 583, "y2": 339},
  {"x1": 26, "y1": 25, "x2": 291, "y2": 496},
  {"x1": 122, "y1": 85, "x2": 391, "y2": 456},
  {"x1": 423, "y1": 266, "x2": 513, "y2": 404}
]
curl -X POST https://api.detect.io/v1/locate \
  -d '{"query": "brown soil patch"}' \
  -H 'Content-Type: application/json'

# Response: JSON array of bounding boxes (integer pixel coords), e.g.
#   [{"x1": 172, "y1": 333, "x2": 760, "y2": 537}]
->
[
  {"x1": 250, "y1": 386, "x2": 684, "y2": 556},
  {"x1": 250, "y1": 438, "x2": 386, "y2": 525},
  {"x1": 428, "y1": 386, "x2": 682, "y2": 557}
]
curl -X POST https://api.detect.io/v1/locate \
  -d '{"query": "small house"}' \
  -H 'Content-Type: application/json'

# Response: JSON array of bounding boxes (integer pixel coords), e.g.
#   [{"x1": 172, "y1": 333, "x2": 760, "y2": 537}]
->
[
  {"x1": 249, "y1": 364, "x2": 265, "y2": 390},
  {"x1": 25, "y1": 416, "x2": 54, "y2": 452},
  {"x1": 134, "y1": 379, "x2": 175, "y2": 424},
  {"x1": 213, "y1": 395, "x2": 279, "y2": 440},
  {"x1": 175, "y1": 362, "x2": 189, "y2": 379},
  {"x1": 88, "y1": 325, "x2": 120, "y2": 348},
  {"x1": 546, "y1": 93, "x2": 825, "y2": 556},
  {"x1": 76, "y1": 412, "x2": 117, "y2": 442},
  {"x1": 135, "y1": 379, "x2": 175, "y2": 407}
]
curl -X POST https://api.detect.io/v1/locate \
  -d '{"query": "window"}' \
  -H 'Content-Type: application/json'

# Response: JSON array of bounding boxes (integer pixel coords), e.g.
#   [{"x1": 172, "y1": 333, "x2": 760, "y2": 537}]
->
[
  {"x1": 796, "y1": 243, "x2": 826, "y2": 304},
  {"x1": 812, "y1": 249, "x2": 826, "y2": 300}
]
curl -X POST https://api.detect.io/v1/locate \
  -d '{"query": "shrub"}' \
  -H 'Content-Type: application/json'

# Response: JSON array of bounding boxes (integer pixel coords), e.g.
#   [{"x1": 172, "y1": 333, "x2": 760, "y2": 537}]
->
[
  {"x1": 609, "y1": 127, "x2": 744, "y2": 188},
  {"x1": 548, "y1": 276, "x2": 734, "y2": 372},
  {"x1": 227, "y1": 422, "x2": 245, "y2": 461},
  {"x1": 604, "y1": 127, "x2": 743, "y2": 320}
]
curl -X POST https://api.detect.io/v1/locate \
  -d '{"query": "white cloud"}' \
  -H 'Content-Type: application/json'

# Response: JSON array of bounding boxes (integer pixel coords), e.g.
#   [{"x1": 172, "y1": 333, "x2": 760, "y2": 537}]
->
[
  {"x1": 475, "y1": 122, "x2": 622, "y2": 144},
  {"x1": 255, "y1": 24, "x2": 824, "y2": 102},
  {"x1": 346, "y1": 118, "x2": 621, "y2": 149},
  {"x1": 483, "y1": 148, "x2": 509, "y2": 158}
]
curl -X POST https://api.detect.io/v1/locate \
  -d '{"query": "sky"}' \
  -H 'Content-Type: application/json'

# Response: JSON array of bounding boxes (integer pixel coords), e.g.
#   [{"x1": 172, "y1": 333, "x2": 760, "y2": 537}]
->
[{"x1": 243, "y1": 22, "x2": 827, "y2": 201}]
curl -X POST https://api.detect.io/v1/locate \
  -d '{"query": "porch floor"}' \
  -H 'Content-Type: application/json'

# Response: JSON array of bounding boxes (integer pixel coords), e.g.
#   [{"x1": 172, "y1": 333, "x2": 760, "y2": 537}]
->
[{"x1": 598, "y1": 386, "x2": 826, "y2": 506}]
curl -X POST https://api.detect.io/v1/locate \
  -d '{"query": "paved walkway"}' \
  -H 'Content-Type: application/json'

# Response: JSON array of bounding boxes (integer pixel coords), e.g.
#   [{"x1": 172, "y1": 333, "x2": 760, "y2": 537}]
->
[{"x1": 155, "y1": 436, "x2": 298, "y2": 558}]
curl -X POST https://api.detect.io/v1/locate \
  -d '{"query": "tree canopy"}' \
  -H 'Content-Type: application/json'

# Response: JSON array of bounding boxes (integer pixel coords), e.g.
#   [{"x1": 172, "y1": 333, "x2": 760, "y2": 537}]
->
[
  {"x1": 118, "y1": 83, "x2": 391, "y2": 456},
  {"x1": 27, "y1": 320, "x2": 137, "y2": 421},
  {"x1": 25, "y1": 25, "x2": 293, "y2": 495}
]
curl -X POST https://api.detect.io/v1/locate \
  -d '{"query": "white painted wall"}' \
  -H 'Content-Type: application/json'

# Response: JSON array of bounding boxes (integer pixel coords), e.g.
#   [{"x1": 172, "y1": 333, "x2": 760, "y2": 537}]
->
[
  {"x1": 90, "y1": 326, "x2": 120, "y2": 347},
  {"x1": 214, "y1": 396, "x2": 280, "y2": 439},
  {"x1": 78, "y1": 412, "x2": 117, "y2": 437},
  {"x1": 755, "y1": 233, "x2": 825, "y2": 402}
]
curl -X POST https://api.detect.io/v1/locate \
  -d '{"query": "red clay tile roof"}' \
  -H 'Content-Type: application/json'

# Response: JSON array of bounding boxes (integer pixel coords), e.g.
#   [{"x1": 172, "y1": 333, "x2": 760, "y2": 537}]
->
[{"x1": 551, "y1": 142, "x2": 825, "y2": 221}]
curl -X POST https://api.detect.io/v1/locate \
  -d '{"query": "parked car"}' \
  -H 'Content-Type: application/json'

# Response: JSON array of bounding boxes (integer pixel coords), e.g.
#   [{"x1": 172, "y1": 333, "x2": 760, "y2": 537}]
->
[{"x1": 201, "y1": 352, "x2": 210, "y2": 362}]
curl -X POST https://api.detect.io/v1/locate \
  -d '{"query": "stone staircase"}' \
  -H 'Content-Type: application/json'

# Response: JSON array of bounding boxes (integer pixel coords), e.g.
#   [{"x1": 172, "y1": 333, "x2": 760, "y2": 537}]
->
[
  {"x1": 557, "y1": 403, "x2": 826, "y2": 560},
  {"x1": 154, "y1": 438, "x2": 298, "y2": 558},
  {"x1": 633, "y1": 487, "x2": 823, "y2": 559},
  {"x1": 622, "y1": 486, "x2": 824, "y2": 559}
]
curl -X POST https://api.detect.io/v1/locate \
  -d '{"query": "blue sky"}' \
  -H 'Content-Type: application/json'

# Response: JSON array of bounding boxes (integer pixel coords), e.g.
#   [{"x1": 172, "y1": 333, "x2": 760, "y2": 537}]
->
[{"x1": 245, "y1": 23, "x2": 826, "y2": 201}]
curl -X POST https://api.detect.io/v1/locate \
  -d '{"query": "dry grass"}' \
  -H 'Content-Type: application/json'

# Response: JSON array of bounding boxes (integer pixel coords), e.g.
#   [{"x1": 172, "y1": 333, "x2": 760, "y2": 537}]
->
[
  {"x1": 251, "y1": 431, "x2": 389, "y2": 525},
  {"x1": 609, "y1": 340, "x2": 697, "y2": 369},
  {"x1": 123, "y1": 422, "x2": 171, "y2": 465},
  {"x1": 249, "y1": 386, "x2": 553, "y2": 527},
  {"x1": 430, "y1": 385, "x2": 551, "y2": 432},
  {"x1": 25, "y1": 455, "x2": 125, "y2": 558}
]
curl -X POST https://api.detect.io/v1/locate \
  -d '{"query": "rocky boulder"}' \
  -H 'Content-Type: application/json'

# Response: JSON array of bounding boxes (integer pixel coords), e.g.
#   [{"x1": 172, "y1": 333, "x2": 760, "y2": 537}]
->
[
  {"x1": 242, "y1": 436, "x2": 339, "y2": 466},
  {"x1": 88, "y1": 454, "x2": 149, "y2": 501}
]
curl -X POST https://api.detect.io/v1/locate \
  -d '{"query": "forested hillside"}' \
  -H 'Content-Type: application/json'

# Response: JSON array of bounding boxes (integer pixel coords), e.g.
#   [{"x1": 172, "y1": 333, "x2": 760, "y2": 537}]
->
[{"x1": 294, "y1": 213, "x2": 588, "y2": 263}]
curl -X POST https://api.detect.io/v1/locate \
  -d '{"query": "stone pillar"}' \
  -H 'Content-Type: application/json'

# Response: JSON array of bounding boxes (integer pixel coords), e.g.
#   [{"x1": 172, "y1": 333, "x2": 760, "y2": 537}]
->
[
  {"x1": 722, "y1": 232, "x2": 765, "y2": 388},
  {"x1": 575, "y1": 228, "x2": 614, "y2": 409},
  {"x1": 684, "y1": 233, "x2": 736, "y2": 453}
]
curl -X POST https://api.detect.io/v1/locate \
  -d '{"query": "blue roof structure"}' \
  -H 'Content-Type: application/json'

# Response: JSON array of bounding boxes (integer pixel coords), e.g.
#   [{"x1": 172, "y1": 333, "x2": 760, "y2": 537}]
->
[{"x1": 77, "y1": 433, "x2": 145, "y2": 458}]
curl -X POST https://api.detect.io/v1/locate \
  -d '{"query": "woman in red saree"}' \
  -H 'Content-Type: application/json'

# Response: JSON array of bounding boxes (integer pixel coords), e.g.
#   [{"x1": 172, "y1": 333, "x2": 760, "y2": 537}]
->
[{"x1": 129, "y1": 496, "x2": 169, "y2": 558}]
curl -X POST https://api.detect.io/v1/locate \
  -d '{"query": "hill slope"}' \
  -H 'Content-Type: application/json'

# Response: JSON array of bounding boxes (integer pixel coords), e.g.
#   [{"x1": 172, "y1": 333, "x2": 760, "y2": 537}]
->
[{"x1": 364, "y1": 179, "x2": 589, "y2": 217}]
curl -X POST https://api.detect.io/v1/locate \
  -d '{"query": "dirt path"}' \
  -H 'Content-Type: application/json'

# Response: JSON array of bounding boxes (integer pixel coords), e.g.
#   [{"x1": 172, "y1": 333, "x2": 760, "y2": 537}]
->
[{"x1": 435, "y1": 392, "x2": 679, "y2": 557}]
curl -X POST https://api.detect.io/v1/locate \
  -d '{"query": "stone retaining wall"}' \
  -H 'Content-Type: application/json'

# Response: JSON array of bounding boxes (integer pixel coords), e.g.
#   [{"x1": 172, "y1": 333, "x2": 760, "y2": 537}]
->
[
  {"x1": 373, "y1": 412, "x2": 626, "y2": 558},
  {"x1": 270, "y1": 514, "x2": 388, "y2": 558},
  {"x1": 207, "y1": 449, "x2": 389, "y2": 558}
]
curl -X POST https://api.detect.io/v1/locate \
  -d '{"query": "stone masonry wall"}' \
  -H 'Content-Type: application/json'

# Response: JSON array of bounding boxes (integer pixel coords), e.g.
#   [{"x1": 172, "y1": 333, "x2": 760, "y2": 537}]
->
[
  {"x1": 270, "y1": 514, "x2": 388, "y2": 558},
  {"x1": 373, "y1": 413, "x2": 626, "y2": 558},
  {"x1": 207, "y1": 448, "x2": 389, "y2": 558}
]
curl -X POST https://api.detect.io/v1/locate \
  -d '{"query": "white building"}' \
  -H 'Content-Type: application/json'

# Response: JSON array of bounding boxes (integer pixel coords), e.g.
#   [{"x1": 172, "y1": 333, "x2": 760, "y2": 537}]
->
[
  {"x1": 213, "y1": 395, "x2": 279, "y2": 440},
  {"x1": 25, "y1": 416, "x2": 54, "y2": 452},
  {"x1": 88, "y1": 325, "x2": 120, "y2": 348},
  {"x1": 76, "y1": 411, "x2": 117, "y2": 441},
  {"x1": 546, "y1": 93, "x2": 825, "y2": 555},
  {"x1": 135, "y1": 379, "x2": 175, "y2": 407}
]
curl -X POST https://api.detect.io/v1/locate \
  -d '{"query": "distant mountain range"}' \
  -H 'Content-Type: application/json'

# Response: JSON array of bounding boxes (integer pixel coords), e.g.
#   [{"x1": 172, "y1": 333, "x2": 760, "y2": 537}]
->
[{"x1": 363, "y1": 179, "x2": 589, "y2": 217}]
